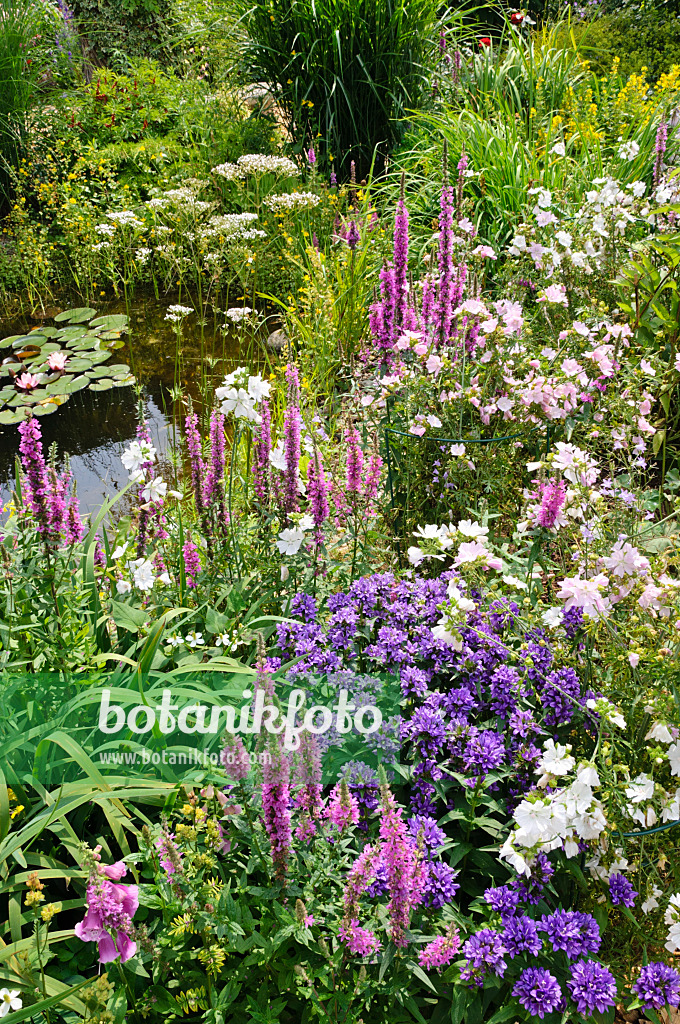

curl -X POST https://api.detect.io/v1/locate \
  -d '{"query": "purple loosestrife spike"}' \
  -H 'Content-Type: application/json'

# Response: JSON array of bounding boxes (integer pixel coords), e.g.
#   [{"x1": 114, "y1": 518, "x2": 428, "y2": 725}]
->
[
  {"x1": 182, "y1": 535, "x2": 201, "y2": 588},
  {"x1": 343, "y1": 843, "x2": 382, "y2": 920},
  {"x1": 654, "y1": 119, "x2": 668, "y2": 186},
  {"x1": 185, "y1": 412, "x2": 206, "y2": 515},
  {"x1": 436, "y1": 180, "x2": 456, "y2": 345},
  {"x1": 345, "y1": 425, "x2": 364, "y2": 495},
  {"x1": 456, "y1": 149, "x2": 468, "y2": 217},
  {"x1": 346, "y1": 220, "x2": 360, "y2": 250},
  {"x1": 363, "y1": 441, "x2": 383, "y2": 503},
  {"x1": 307, "y1": 448, "x2": 329, "y2": 544},
  {"x1": 209, "y1": 410, "x2": 228, "y2": 530},
  {"x1": 307, "y1": 146, "x2": 316, "y2": 165},
  {"x1": 350, "y1": 160, "x2": 356, "y2": 185},
  {"x1": 253, "y1": 398, "x2": 272, "y2": 506},
  {"x1": 392, "y1": 192, "x2": 409, "y2": 341},
  {"x1": 283, "y1": 365, "x2": 302, "y2": 518},
  {"x1": 330, "y1": 170, "x2": 337, "y2": 186},
  {"x1": 155, "y1": 826, "x2": 184, "y2": 879},
  {"x1": 379, "y1": 785, "x2": 426, "y2": 947},
  {"x1": 18, "y1": 417, "x2": 51, "y2": 536},
  {"x1": 220, "y1": 735, "x2": 251, "y2": 781},
  {"x1": 261, "y1": 735, "x2": 292, "y2": 882}
]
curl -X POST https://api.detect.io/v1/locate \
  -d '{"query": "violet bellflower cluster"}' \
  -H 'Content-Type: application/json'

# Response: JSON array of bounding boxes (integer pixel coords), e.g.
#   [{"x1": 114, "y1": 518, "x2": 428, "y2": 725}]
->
[{"x1": 273, "y1": 569, "x2": 590, "y2": 822}]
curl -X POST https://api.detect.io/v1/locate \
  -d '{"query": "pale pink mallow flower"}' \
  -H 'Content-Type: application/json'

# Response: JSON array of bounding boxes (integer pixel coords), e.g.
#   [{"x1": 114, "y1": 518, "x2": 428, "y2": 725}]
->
[{"x1": 556, "y1": 574, "x2": 610, "y2": 620}]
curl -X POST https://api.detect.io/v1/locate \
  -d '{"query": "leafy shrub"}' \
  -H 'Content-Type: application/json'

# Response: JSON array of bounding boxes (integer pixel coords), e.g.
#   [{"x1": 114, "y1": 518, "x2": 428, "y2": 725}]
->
[
  {"x1": 70, "y1": 0, "x2": 174, "y2": 66},
  {"x1": 559, "y1": 9, "x2": 680, "y2": 80}
]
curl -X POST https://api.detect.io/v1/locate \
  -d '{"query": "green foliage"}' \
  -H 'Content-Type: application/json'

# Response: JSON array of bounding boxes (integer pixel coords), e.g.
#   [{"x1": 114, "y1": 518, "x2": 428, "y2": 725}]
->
[
  {"x1": 233, "y1": 0, "x2": 448, "y2": 177},
  {"x1": 558, "y1": 10, "x2": 680, "y2": 81},
  {"x1": 70, "y1": 0, "x2": 174, "y2": 66}
]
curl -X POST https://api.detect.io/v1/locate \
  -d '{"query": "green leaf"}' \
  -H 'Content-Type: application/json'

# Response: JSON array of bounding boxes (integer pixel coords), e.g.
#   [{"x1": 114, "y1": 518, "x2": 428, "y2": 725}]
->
[
  {"x1": 408, "y1": 962, "x2": 438, "y2": 994},
  {"x1": 109, "y1": 986, "x2": 127, "y2": 1024},
  {"x1": 54, "y1": 306, "x2": 97, "y2": 323},
  {"x1": 0, "y1": 409, "x2": 27, "y2": 425},
  {"x1": 110, "y1": 600, "x2": 147, "y2": 634},
  {"x1": 89, "y1": 314, "x2": 128, "y2": 330},
  {"x1": 90, "y1": 380, "x2": 114, "y2": 391}
]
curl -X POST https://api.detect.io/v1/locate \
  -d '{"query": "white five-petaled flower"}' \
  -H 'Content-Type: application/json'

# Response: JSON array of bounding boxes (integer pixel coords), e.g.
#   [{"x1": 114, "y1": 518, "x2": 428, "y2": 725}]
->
[
  {"x1": 128, "y1": 558, "x2": 155, "y2": 592},
  {"x1": 121, "y1": 440, "x2": 156, "y2": 474},
  {"x1": 185, "y1": 631, "x2": 205, "y2": 648},
  {"x1": 142, "y1": 478, "x2": 168, "y2": 503},
  {"x1": 276, "y1": 528, "x2": 305, "y2": 556}
]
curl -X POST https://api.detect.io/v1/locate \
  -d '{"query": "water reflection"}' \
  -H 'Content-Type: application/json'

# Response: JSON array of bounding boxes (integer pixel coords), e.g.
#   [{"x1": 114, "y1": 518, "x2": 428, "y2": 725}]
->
[{"x1": 0, "y1": 293, "x2": 248, "y2": 512}]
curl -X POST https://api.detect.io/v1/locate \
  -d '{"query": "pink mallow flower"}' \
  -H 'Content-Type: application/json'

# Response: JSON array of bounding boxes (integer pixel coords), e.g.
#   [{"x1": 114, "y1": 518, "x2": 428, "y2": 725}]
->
[
  {"x1": 75, "y1": 862, "x2": 139, "y2": 963},
  {"x1": 16, "y1": 373, "x2": 41, "y2": 390},
  {"x1": 556, "y1": 574, "x2": 610, "y2": 620},
  {"x1": 47, "y1": 352, "x2": 68, "y2": 371}
]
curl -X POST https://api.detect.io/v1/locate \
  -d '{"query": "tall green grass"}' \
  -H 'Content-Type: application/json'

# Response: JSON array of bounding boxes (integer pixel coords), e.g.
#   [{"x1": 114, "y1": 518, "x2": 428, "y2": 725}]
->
[
  {"x1": 234, "y1": 0, "x2": 458, "y2": 177},
  {"x1": 0, "y1": 0, "x2": 50, "y2": 202}
]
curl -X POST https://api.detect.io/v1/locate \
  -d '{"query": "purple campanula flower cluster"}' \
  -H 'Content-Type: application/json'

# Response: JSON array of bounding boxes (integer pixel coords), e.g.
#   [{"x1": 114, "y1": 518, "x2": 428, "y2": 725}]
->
[
  {"x1": 632, "y1": 962, "x2": 680, "y2": 1010},
  {"x1": 512, "y1": 967, "x2": 563, "y2": 1018},
  {"x1": 609, "y1": 873, "x2": 637, "y2": 907},
  {"x1": 460, "y1": 929, "x2": 507, "y2": 985},
  {"x1": 567, "y1": 960, "x2": 617, "y2": 1015},
  {"x1": 537, "y1": 909, "x2": 601, "y2": 959},
  {"x1": 502, "y1": 916, "x2": 543, "y2": 957}
]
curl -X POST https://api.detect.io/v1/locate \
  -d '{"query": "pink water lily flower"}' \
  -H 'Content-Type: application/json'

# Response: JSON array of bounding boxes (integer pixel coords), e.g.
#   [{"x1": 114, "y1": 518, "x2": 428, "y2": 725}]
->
[
  {"x1": 47, "y1": 351, "x2": 68, "y2": 371},
  {"x1": 75, "y1": 861, "x2": 139, "y2": 963},
  {"x1": 15, "y1": 373, "x2": 41, "y2": 390}
]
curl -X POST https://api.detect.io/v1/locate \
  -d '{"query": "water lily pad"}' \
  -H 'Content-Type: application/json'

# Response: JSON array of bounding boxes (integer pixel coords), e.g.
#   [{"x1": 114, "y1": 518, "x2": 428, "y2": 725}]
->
[
  {"x1": 58, "y1": 327, "x2": 88, "y2": 341},
  {"x1": 112, "y1": 375, "x2": 135, "y2": 386},
  {"x1": 89, "y1": 379, "x2": 114, "y2": 391},
  {"x1": 67, "y1": 339, "x2": 102, "y2": 351},
  {"x1": 42, "y1": 394, "x2": 70, "y2": 406},
  {"x1": 68, "y1": 358, "x2": 95, "y2": 372},
  {"x1": 55, "y1": 307, "x2": 97, "y2": 323},
  {"x1": 16, "y1": 348, "x2": 42, "y2": 362},
  {"x1": 1, "y1": 362, "x2": 23, "y2": 375},
  {"x1": 89, "y1": 314, "x2": 127, "y2": 330},
  {"x1": 40, "y1": 327, "x2": 59, "y2": 338},
  {"x1": 0, "y1": 409, "x2": 28, "y2": 425},
  {"x1": 8, "y1": 394, "x2": 34, "y2": 408},
  {"x1": 69, "y1": 375, "x2": 90, "y2": 392},
  {"x1": 2, "y1": 335, "x2": 28, "y2": 346},
  {"x1": 33, "y1": 403, "x2": 58, "y2": 416},
  {"x1": 109, "y1": 340, "x2": 126, "y2": 350},
  {"x1": 0, "y1": 386, "x2": 15, "y2": 400},
  {"x1": 40, "y1": 343, "x2": 62, "y2": 354},
  {"x1": 46, "y1": 377, "x2": 74, "y2": 393},
  {"x1": 99, "y1": 330, "x2": 122, "y2": 340},
  {"x1": 27, "y1": 388, "x2": 50, "y2": 402},
  {"x1": 89, "y1": 351, "x2": 111, "y2": 365},
  {"x1": 86, "y1": 366, "x2": 114, "y2": 378}
]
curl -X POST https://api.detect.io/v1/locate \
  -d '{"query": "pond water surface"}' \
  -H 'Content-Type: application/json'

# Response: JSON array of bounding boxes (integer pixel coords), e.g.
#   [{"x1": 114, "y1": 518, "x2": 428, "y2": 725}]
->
[{"x1": 0, "y1": 295, "x2": 258, "y2": 514}]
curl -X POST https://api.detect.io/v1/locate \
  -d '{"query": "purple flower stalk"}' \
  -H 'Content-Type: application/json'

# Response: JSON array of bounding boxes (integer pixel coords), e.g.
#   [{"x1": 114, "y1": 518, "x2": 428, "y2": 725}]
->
[
  {"x1": 392, "y1": 194, "x2": 409, "y2": 338},
  {"x1": 155, "y1": 826, "x2": 184, "y2": 879},
  {"x1": 261, "y1": 736, "x2": 292, "y2": 882},
  {"x1": 184, "y1": 412, "x2": 205, "y2": 515},
  {"x1": 293, "y1": 729, "x2": 323, "y2": 820},
  {"x1": 436, "y1": 182, "x2": 456, "y2": 346},
  {"x1": 379, "y1": 786, "x2": 426, "y2": 947},
  {"x1": 208, "y1": 410, "x2": 227, "y2": 516},
  {"x1": 307, "y1": 448, "x2": 329, "y2": 543},
  {"x1": 253, "y1": 398, "x2": 272, "y2": 506},
  {"x1": 182, "y1": 535, "x2": 201, "y2": 588},
  {"x1": 220, "y1": 735, "x2": 251, "y2": 781},
  {"x1": 343, "y1": 843, "x2": 382, "y2": 919},
  {"x1": 419, "y1": 925, "x2": 460, "y2": 970},
  {"x1": 345, "y1": 424, "x2": 364, "y2": 495},
  {"x1": 283, "y1": 365, "x2": 301, "y2": 518},
  {"x1": 346, "y1": 220, "x2": 361, "y2": 250},
  {"x1": 338, "y1": 918, "x2": 380, "y2": 956},
  {"x1": 307, "y1": 146, "x2": 316, "y2": 166},
  {"x1": 654, "y1": 119, "x2": 668, "y2": 187}
]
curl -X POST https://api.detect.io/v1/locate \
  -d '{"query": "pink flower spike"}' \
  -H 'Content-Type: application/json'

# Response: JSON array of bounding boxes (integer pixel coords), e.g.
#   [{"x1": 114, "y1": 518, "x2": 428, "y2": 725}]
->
[
  {"x1": 47, "y1": 352, "x2": 68, "y2": 371},
  {"x1": 16, "y1": 373, "x2": 41, "y2": 390}
]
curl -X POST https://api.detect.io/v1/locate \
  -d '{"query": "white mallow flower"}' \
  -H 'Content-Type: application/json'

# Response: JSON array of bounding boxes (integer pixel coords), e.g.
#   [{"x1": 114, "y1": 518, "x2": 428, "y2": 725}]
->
[
  {"x1": 142, "y1": 478, "x2": 168, "y2": 503},
  {"x1": 456, "y1": 519, "x2": 489, "y2": 539},
  {"x1": 668, "y1": 741, "x2": 680, "y2": 776},
  {"x1": 116, "y1": 579, "x2": 132, "y2": 595},
  {"x1": 499, "y1": 834, "x2": 531, "y2": 876},
  {"x1": 431, "y1": 616, "x2": 463, "y2": 651},
  {"x1": 269, "y1": 443, "x2": 287, "y2": 471},
  {"x1": 128, "y1": 558, "x2": 155, "y2": 592},
  {"x1": 408, "y1": 546, "x2": 425, "y2": 566},
  {"x1": 572, "y1": 806, "x2": 607, "y2": 839},
  {"x1": 618, "y1": 140, "x2": 640, "y2": 160},
  {"x1": 112, "y1": 542, "x2": 128, "y2": 560},
  {"x1": 276, "y1": 528, "x2": 305, "y2": 556},
  {"x1": 665, "y1": 894, "x2": 680, "y2": 924},
  {"x1": 642, "y1": 885, "x2": 662, "y2": 914},
  {"x1": 537, "y1": 739, "x2": 575, "y2": 780},
  {"x1": 514, "y1": 797, "x2": 565, "y2": 845},
  {"x1": 541, "y1": 607, "x2": 563, "y2": 629},
  {"x1": 447, "y1": 582, "x2": 476, "y2": 613},
  {"x1": 298, "y1": 514, "x2": 314, "y2": 532},
  {"x1": 247, "y1": 374, "x2": 271, "y2": 402},
  {"x1": 646, "y1": 723, "x2": 675, "y2": 744},
  {"x1": 121, "y1": 439, "x2": 156, "y2": 474},
  {"x1": 625, "y1": 773, "x2": 655, "y2": 803},
  {"x1": 219, "y1": 387, "x2": 260, "y2": 422},
  {"x1": 157, "y1": 572, "x2": 172, "y2": 586}
]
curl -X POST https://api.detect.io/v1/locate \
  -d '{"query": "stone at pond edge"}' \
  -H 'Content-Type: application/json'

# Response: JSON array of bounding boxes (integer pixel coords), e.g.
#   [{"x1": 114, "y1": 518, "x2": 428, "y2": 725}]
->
[{"x1": 265, "y1": 329, "x2": 288, "y2": 353}]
